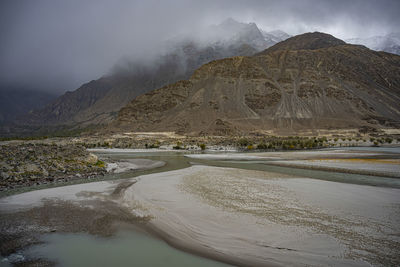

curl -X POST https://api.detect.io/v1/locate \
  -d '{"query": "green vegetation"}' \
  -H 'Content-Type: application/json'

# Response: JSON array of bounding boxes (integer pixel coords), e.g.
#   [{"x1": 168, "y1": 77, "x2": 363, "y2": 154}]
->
[
  {"x1": 385, "y1": 137, "x2": 393, "y2": 144},
  {"x1": 256, "y1": 143, "x2": 268, "y2": 149},
  {"x1": 237, "y1": 138, "x2": 251, "y2": 147},
  {"x1": 173, "y1": 142, "x2": 183, "y2": 150},
  {"x1": 145, "y1": 142, "x2": 160, "y2": 149},
  {"x1": 236, "y1": 136, "x2": 332, "y2": 151},
  {"x1": 95, "y1": 160, "x2": 105, "y2": 168},
  {"x1": 198, "y1": 143, "x2": 206, "y2": 150}
]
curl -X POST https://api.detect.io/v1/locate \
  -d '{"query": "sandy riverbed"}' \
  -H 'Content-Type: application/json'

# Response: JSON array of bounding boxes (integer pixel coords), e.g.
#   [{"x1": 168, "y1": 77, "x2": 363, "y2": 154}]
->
[
  {"x1": 266, "y1": 158, "x2": 400, "y2": 178},
  {"x1": 184, "y1": 149, "x2": 382, "y2": 161},
  {"x1": 106, "y1": 159, "x2": 165, "y2": 173},
  {"x1": 124, "y1": 165, "x2": 400, "y2": 266},
  {"x1": 1, "y1": 152, "x2": 400, "y2": 266}
]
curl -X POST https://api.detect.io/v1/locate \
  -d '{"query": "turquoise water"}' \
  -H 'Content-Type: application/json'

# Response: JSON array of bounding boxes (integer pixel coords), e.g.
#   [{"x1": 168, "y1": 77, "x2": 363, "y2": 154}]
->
[{"x1": 22, "y1": 230, "x2": 229, "y2": 267}]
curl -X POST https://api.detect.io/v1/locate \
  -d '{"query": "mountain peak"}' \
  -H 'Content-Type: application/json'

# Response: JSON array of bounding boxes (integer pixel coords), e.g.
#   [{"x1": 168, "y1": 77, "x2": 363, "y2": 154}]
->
[
  {"x1": 219, "y1": 17, "x2": 242, "y2": 27},
  {"x1": 262, "y1": 32, "x2": 346, "y2": 53}
]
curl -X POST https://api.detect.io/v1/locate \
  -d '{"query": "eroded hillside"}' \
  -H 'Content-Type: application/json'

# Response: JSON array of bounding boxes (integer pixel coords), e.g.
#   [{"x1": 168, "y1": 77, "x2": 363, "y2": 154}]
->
[{"x1": 113, "y1": 33, "x2": 400, "y2": 135}]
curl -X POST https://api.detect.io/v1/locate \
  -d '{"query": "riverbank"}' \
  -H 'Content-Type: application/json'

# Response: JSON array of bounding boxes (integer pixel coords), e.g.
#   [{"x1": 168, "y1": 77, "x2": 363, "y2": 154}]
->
[{"x1": 0, "y1": 143, "x2": 106, "y2": 191}]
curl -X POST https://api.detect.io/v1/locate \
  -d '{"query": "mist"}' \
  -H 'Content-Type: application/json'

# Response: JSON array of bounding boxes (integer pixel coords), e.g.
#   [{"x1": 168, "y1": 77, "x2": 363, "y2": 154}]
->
[{"x1": 0, "y1": 0, "x2": 399, "y2": 94}]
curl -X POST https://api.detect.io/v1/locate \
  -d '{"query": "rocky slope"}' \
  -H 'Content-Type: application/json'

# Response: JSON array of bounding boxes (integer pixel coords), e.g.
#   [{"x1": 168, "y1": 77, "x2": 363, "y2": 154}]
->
[
  {"x1": 0, "y1": 143, "x2": 106, "y2": 191},
  {"x1": 112, "y1": 32, "x2": 400, "y2": 135},
  {"x1": 17, "y1": 19, "x2": 289, "y2": 130}
]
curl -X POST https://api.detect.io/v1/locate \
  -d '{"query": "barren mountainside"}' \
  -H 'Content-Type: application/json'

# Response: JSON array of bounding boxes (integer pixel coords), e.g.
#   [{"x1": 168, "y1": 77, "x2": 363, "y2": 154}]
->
[
  {"x1": 18, "y1": 19, "x2": 288, "y2": 129},
  {"x1": 113, "y1": 32, "x2": 400, "y2": 135}
]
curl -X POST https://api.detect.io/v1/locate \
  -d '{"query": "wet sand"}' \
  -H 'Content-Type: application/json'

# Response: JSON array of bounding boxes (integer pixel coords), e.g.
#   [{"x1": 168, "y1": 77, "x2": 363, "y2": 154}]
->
[
  {"x1": 106, "y1": 158, "x2": 165, "y2": 173},
  {"x1": 0, "y1": 179, "x2": 149, "y2": 266},
  {"x1": 125, "y1": 166, "x2": 400, "y2": 266},
  {"x1": 266, "y1": 158, "x2": 400, "y2": 178},
  {"x1": 88, "y1": 148, "x2": 177, "y2": 153}
]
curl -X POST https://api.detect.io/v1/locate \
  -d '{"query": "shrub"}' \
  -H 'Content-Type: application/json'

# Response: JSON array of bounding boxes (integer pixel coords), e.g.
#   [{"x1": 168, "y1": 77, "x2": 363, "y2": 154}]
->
[
  {"x1": 173, "y1": 142, "x2": 182, "y2": 150},
  {"x1": 257, "y1": 143, "x2": 268, "y2": 150},
  {"x1": 95, "y1": 160, "x2": 105, "y2": 168},
  {"x1": 149, "y1": 143, "x2": 160, "y2": 148},
  {"x1": 238, "y1": 138, "x2": 250, "y2": 147},
  {"x1": 199, "y1": 143, "x2": 206, "y2": 150}
]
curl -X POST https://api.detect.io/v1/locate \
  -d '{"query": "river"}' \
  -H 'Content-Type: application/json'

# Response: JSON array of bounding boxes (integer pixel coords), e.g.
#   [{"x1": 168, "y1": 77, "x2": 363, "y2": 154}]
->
[{"x1": 1, "y1": 147, "x2": 399, "y2": 266}]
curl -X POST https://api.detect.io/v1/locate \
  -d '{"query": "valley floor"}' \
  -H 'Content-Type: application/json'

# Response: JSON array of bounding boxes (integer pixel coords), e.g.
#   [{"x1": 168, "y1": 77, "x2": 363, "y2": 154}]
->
[
  {"x1": 128, "y1": 165, "x2": 400, "y2": 266},
  {"x1": 1, "y1": 147, "x2": 400, "y2": 266}
]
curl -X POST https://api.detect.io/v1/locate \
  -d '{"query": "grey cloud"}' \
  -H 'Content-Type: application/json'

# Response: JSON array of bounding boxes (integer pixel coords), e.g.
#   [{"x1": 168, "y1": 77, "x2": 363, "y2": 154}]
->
[{"x1": 0, "y1": 0, "x2": 399, "y2": 93}]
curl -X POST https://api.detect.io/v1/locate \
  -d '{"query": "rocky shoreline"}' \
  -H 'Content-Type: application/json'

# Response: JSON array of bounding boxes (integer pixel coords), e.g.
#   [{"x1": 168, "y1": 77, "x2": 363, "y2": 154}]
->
[{"x1": 0, "y1": 143, "x2": 107, "y2": 191}]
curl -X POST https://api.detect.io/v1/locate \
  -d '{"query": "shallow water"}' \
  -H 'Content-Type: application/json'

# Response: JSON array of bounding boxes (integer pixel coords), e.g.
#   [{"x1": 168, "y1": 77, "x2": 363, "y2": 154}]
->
[
  {"x1": 21, "y1": 230, "x2": 229, "y2": 267},
  {"x1": 98, "y1": 149, "x2": 400, "y2": 189}
]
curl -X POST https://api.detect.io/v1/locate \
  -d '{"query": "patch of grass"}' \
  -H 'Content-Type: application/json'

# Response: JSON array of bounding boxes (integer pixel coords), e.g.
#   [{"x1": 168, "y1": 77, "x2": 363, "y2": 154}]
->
[{"x1": 95, "y1": 160, "x2": 105, "y2": 168}]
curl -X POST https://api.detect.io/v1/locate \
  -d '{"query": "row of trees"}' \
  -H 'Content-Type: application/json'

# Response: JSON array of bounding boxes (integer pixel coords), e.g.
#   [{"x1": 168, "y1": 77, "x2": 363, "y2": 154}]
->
[{"x1": 238, "y1": 137, "x2": 328, "y2": 150}]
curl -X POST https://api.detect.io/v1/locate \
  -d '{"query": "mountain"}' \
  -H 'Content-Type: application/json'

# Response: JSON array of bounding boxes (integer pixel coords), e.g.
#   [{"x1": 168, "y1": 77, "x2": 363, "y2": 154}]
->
[
  {"x1": 17, "y1": 19, "x2": 289, "y2": 131},
  {"x1": 262, "y1": 30, "x2": 291, "y2": 45},
  {"x1": 111, "y1": 32, "x2": 400, "y2": 136},
  {"x1": 346, "y1": 33, "x2": 400, "y2": 55},
  {"x1": 0, "y1": 88, "x2": 56, "y2": 125}
]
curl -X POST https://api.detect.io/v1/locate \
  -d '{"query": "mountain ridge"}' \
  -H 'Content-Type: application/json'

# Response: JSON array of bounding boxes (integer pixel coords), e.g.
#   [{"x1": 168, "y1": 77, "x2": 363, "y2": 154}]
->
[
  {"x1": 110, "y1": 32, "x2": 400, "y2": 136},
  {"x1": 15, "y1": 19, "x2": 289, "y2": 131}
]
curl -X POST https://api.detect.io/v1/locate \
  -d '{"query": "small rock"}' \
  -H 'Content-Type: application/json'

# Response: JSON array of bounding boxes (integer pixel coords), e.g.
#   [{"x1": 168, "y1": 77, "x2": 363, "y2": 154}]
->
[{"x1": 0, "y1": 172, "x2": 10, "y2": 179}]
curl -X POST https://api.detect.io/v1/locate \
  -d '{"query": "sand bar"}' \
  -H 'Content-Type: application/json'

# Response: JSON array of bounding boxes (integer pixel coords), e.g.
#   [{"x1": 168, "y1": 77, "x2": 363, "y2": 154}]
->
[
  {"x1": 266, "y1": 158, "x2": 400, "y2": 178},
  {"x1": 185, "y1": 149, "x2": 383, "y2": 161},
  {"x1": 124, "y1": 166, "x2": 400, "y2": 266},
  {"x1": 106, "y1": 159, "x2": 165, "y2": 173}
]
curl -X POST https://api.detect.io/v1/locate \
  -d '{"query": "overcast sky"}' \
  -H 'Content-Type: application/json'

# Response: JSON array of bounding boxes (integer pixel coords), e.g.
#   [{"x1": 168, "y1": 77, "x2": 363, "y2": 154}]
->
[{"x1": 1, "y1": 0, "x2": 399, "y2": 94}]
